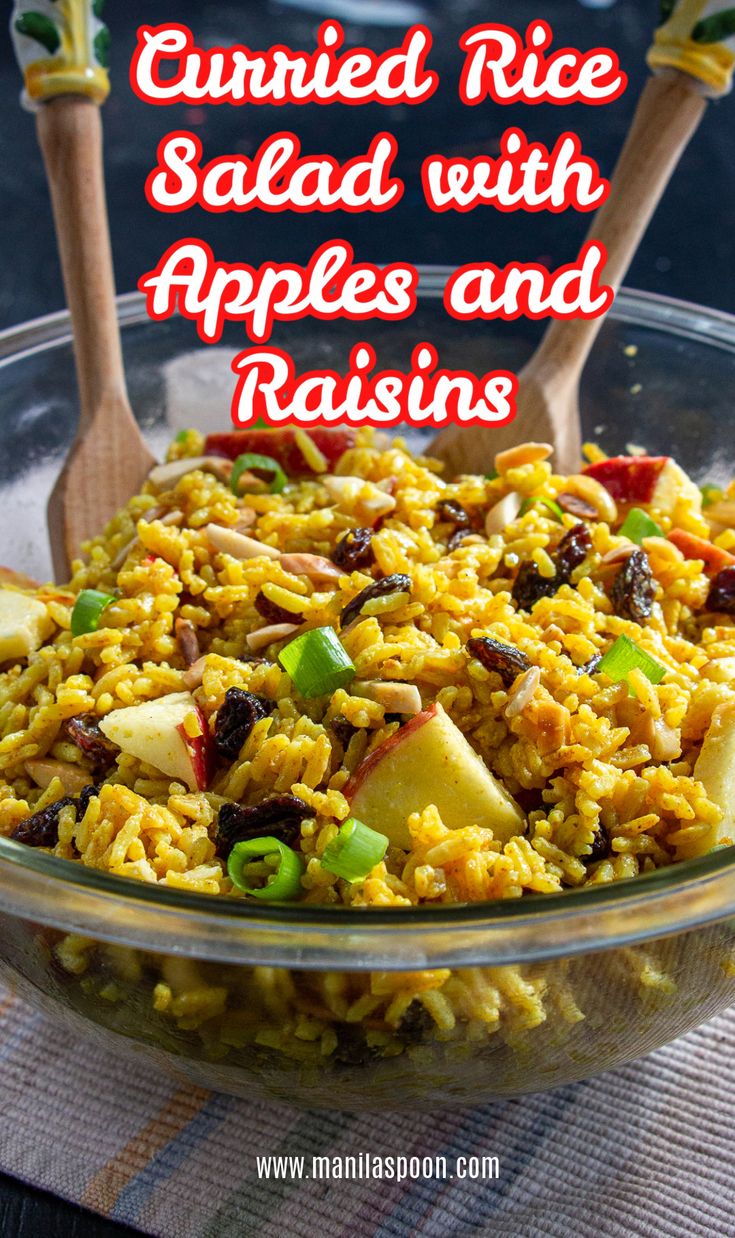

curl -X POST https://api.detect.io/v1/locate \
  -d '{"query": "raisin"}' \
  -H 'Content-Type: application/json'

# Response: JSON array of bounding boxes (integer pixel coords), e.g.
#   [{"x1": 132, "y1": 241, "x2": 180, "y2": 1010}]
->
[
  {"x1": 215, "y1": 688, "x2": 275, "y2": 761},
  {"x1": 512, "y1": 562, "x2": 558, "y2": 610},
  {"x1": 333, "y1": 527, "x2": 375, "y2": 572},
  {"x1": 578, "y1": 654, "x2": 602, "y2": 677},
  {"x1": 254, "y1": 592, "x2": 304, "y2": 627},
  {"x1": 707, "y1": 566, "x2": 735, "y2": 613},
  {"x1": 398, "y1": 1002, "x2": 434, "y2": 1045},
  {"x1": 555, "y1": 524, "x2": 593, "y2": 581},
  {"x1": 586, "y1": 823, "x2": 611, "y2": 863},
  {"x1": 330, "y1": 715, "x2": 357, "y2": 749},
  {"x1": 11, "y1": 798, "x2": 75, "y2": 848},
  {"x1": 65, "y1": 715, "x2": 117, "y2": 773},
  {"x1": 447, "y1": 528, "x2": 475, "y2": 552},
  {"x1": 216, "y1": 794, "x2": 311, "y2": 858},
  {"x1": 332, "y1": 1026, "x2": 379, "y2": 1068},
  {"x1": 77, "y1": 785, "x2": 98, "y2": 818},
  {"x1": 436, "y1": 499, "x2": 472, "y2": 530},
  {"x1": 341, "y1": 573, "x2": 412, "y2": 628},
  {"x1": 512, "y1": 523, "x2": 592, "y2": 610},
  {"x1": 610, "y1": 549, "x2": 654, "y2": 624},
  {"x1": 466, "y1": 636, "x2": 531, "y2": 687}
]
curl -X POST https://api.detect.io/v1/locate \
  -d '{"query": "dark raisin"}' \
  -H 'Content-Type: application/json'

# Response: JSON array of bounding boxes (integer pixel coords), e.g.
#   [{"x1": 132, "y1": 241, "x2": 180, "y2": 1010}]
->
[
  {"x1": 586, "y1": 823, "x2": 611, "y2": 863},
  {"x1": 332, "y1": 1025, "x2": 380, "y2": 1068},
  {"x1": 77, "y1": 785, "x2": 98, "y2": 818},
  {"x1": 65, "y1": 715, "x2": 117, "y2": 773},
  {"x1": 254, "y1": 592, "x2": 304, "y2": 627},
  {"x1": 466, "y1": 636, "x2": 531, "y2": 687},
  {"x1": 512, "y1": 523, "x2": 592, "y2": 611},
  {"x1": 215, "y1": 688, "x2": 275, "y2": 761},
  {"x1": 436, "y1": 499, "x2": 472, "y2": 530},
  {"x1": 610, "y1": 549, "x2": 655, "y2": 624},
  {"x1": 333, "y1": 527, "x2": 375, "y2": 572},
  {"x1": 707, "y1": 566, "x2": 735, "y2": 613},
  {"x1": 512, "y1": 562, "x2": 558, "y2": 609},
  {"x1": 447, "y1": 528, "x2": 475, "y2": 552},
  {"x1": 398, "y1": 1002, "x2": 434, "y2": 1045},
  {"x1": 341, "y1": 573, "x2": 412, "y2": 628},
  {"x1": 330, "y1": 715, "x2": 357, "y2": 749},
  {"x1": 11, "y1": 798, "x2": 75, "y2": 848},
  {"x1": 578, "y1": 654, "x2": 602, "y2": 677},
  {"x1": 216, "y1": 794, "x2": 311, "y2": 859},
  {"x1": 555, "y1": 524, "x2": 593, "y2": 581}
]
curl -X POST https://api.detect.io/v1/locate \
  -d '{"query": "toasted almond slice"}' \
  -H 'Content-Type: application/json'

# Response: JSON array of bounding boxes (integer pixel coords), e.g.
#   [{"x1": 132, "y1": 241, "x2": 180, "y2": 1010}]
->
[
  {"x1": 182, "y1": 656, "x2": 207, "y2": 690},
  {"x1": 205, "y1": 524, "x2": 281, "y2": 561},
  {"x1": 175, "y1": 618, "x2": 200, "y2": 668},
  {"x1": 600, "y1": 545, "x2": 636, "y2": 565},
  {"x1": 557, "y1": 493, "x2": 598, "y2": 520},
  {"x1": 485, "y1": 492, "x2": 522, "y2": 538},
  {"x1": 25, "y1": 757, "x2": 91, "y2": 796},
  {"x1": 148, "y1": 456, "x2": 231, "y2": 492},
  {"x1": 246, "y1": 623, "x2": 300, "y2": 652},
  {"x1": 495, "y1": 442, "x2": 553, "y2": 473},
  {"x1": 505, "y1": 666, "x2": 541, "y2": 719},
  {"x1": 351, "y1": 680, "x2": 422, "y2": 714},
  {"x1": 280, "y1": 553, "x2": 342, "y2": 582}
]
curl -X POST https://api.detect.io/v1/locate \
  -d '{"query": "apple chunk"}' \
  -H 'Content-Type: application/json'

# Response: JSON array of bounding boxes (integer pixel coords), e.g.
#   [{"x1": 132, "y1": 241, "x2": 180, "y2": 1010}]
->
[
  {"x1": 345, "y1": 703, "x2": 525, "y2": 849},
  {"x1": 583, "y1": 456, "x2": 701, "y2": 517},
  {"x1": 0, "y1": 589, "x2": 53, "y2": 663},
  {"x1": 99, "y1": 691, "x2": 213, "y2": 791},
  {"x1": 204, "y1": 428, "x2": 356, "y2": 477},
  {"x1": 693, "y1": 702, "x2": 735, "y2": 850}
]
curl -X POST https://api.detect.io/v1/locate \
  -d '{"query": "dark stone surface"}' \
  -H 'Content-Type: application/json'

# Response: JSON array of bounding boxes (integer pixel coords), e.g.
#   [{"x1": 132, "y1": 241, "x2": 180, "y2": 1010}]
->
[{"x1": 0, "y1": 1, "x2": 732, "y2": 1233}]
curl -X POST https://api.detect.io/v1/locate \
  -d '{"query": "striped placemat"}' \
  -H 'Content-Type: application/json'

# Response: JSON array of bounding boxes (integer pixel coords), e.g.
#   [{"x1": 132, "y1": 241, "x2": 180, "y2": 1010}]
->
[{"x1": 0, "y1": 980, "x2": 732, "y2": 1237}]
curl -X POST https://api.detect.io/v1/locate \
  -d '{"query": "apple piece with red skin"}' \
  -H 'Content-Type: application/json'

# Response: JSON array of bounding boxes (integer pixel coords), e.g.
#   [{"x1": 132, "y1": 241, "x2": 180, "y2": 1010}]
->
[
  {"x1": 204, "y1": 428, "x2": 356, "y2": 477},
  {"x1": 344, "y1": 703, "x2": 525, "y2": 849},
  {"x1": 99, "y1": 691, "x2": 213, "y2": 792},
  {"x1": 582, "y1": 456, "x2": 701, "y2": 516}
]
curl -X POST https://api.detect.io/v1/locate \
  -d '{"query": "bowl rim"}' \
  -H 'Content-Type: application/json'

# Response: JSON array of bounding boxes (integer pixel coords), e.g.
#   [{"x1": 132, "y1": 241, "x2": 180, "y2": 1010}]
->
[{"x1": 1, "y1": 279, "x2": 735, "y2": 970}]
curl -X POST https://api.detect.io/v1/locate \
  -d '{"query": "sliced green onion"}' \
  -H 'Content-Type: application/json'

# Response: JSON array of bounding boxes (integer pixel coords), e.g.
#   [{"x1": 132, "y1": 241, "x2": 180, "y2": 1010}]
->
[
  {"x1": 227, "y1": 835, "x2": 304, "y2": 901},
  {"x1": 701, "y1": 483, "x2": 723, "y2": 509},
  {"x1": 174, "y1": 429, "x2": 189, "y2": 444},
  {"x1": 231, "y1": 453, "x2": 287, "y2": 496},
  {"x1": 485, "y1": 469, "x2": 500, "y2": 481},
  {"x1": 519, "y1": 496, "x2": 563, "y2": 522},
  {"x1": 597, "y1": 634, "x2": 666, "y2": 693},
  {"x1": 321, "y1": 817, "x2": 388, "y2": 882},
  {"x1": 278, "y1": 626, "x2": 355, "y2": 699},
  {"x1": 618, "y1": 508, "x2": 663, "y2": 544},
  {"x1": 71, "y1": 590, "x2": 116, "y2": 637}
]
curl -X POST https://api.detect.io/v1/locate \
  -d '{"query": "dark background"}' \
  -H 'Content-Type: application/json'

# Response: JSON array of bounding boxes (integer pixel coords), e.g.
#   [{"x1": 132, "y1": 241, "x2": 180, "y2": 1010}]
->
[{"x1": 0, "y1": 0, "x2": 733, "y2": 1234}]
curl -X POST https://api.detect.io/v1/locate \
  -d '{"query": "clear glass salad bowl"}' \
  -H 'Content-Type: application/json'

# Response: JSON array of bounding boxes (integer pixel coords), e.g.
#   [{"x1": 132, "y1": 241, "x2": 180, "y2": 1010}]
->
[{"x1": 1, "y1": 278, "x2": 734, "y2": 1110}]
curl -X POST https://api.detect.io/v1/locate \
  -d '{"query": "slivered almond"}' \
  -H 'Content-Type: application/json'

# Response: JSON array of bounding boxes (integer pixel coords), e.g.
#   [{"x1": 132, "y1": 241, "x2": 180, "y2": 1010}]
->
[
  {"x1": 600, "y1": 545, "x2": 636, "y2": 565},
  {"x1": 280, "y1": 553, "x2": 342, "y2": 582},
  {"x1": 495, "y1": 442, "x2": 552, "y2": 473},
  {"x1": 205, "y1": 524, "x2": 280, "y2": 561},
  {"x1": 246, "y1": 623, "x2": 300, "y2": 652},
  {"x1": 183, "y1": 656, "x2": 207, "y2": 690},
  {"x1": 485, "y1": 492, "x2": 522, "y2": 538},
  {"x1": 351, "y1": 681, "x2": 422, "y2": 714},
  {"x1": 175, "y1": 618, "x2": 200, "y2": 668},
  {"x1": 25, "y1": 758, "x2": 90, "y2": 796},
  {"x1": 505, "y1": 667, "x2": 541, "y2": 719},
  {"x1": 148, "y1": 456, "x2": 231, "y2": 492},
  {"x1": 558, "y1": 493, "x2": 598, "y2": 520}
]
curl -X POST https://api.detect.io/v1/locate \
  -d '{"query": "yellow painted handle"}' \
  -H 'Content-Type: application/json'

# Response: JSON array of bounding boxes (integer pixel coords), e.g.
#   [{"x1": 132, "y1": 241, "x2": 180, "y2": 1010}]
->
[
  {"x1": 11, "y1": 0, "x2": 110, "y2": 108},
  {"x1": 648, "y1": 0, "x2": 735, "y2": 96}
]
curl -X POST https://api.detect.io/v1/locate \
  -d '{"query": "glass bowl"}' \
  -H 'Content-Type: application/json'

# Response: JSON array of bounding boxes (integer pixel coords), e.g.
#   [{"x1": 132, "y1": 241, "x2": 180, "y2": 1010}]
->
[{"x1": 1, "y1": 279, "x2": 734, "y2": 1110}]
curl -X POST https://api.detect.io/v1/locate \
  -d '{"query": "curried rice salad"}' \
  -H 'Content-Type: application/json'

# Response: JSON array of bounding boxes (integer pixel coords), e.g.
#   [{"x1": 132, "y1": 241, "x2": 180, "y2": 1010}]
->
[{"x1": 2, "y1": 425, "x2": 735, "y2": 912}]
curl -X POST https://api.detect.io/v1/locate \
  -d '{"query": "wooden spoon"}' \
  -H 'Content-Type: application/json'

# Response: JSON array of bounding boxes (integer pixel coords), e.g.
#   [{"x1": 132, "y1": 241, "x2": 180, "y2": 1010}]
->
[
  {"x1": 431, "y1": 69, "x2": 708, "y2": 478},
  {"x1": 38, "y1": 97, "x2": 156, "y2": 581}
]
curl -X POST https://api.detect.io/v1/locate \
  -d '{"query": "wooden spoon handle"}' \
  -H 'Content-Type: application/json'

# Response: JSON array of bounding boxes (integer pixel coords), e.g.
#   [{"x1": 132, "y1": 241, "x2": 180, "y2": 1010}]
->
[
  {"x1": 526, "y1": 69, "x2": 707, "y2": 384},
  {"x1": 36, "y1": 95, "x2": 130, "y2": 428}
]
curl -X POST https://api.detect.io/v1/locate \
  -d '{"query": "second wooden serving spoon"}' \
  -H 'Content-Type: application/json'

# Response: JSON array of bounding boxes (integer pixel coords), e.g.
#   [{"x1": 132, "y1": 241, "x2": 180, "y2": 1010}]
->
[
  {"x1": 12, "y1": 1, "x2": 156, "y2": 581},
  {"x1": 430, "y1": 0, "x2": 735, "y2": 478}
]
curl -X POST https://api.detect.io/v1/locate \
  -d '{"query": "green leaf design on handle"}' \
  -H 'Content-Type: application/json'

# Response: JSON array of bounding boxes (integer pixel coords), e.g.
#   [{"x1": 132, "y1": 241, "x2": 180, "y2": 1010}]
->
[
  {"x1": 92, "y1": 0, "x2": 106, "y2": 17},
  {"x1": 94, "y1": 25, "x2": 110, "y2": 69},
  {"x1": 692, "y1": 9, "x2": 735, "y2": 42},
  {"x1": 658, "y1": 0, "x2": 677, "y2": 25},
  {"x1": 14, "y1": 12, "x2": 61, "y2": 56}
]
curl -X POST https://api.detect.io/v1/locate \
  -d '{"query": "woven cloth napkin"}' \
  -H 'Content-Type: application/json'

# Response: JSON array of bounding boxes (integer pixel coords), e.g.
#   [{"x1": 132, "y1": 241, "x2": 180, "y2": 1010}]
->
[{"x1": 0, "y1": 977, "x2": 732, "y2": 1238}]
